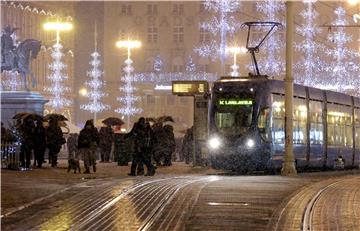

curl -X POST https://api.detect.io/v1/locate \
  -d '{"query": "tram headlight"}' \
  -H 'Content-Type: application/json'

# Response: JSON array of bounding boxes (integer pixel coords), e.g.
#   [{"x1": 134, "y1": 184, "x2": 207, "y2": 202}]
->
[
  {"x1": 246, "y1": 139, "x2": 255, "y2": 148},
  {"x1": 208, "y1": 137, "x2": 221, "y2": 149}
]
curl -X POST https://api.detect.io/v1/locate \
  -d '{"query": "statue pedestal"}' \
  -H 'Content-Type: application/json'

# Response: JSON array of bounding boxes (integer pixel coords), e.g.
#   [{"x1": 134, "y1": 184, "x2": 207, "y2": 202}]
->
[{"x1": 1, "y1": 91, "x2": 48, "y2": 127}]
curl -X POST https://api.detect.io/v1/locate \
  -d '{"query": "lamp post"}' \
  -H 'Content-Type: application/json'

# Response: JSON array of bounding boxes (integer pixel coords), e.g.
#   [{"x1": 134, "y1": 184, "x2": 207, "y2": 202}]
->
[
  {"x1": 43, "y1": 21, "x2": 73, "y2": 45},
  {"x1": 226, "y1": 46, "x2": 247, "y2": 77},
  {"x1": 115, "y1": 39, "x2": 142, "y2": 130},
  {"x1": 43, "y1": 20, "x2": 73, "y2": 113}
]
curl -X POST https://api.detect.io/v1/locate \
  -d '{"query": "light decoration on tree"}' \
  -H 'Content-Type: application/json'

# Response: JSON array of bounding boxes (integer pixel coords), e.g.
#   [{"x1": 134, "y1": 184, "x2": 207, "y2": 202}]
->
[
  {"x1": 1, "y1": 70, "x2": 21, "y2": 91},
  {"x1": 134, "y1": 55, "x2": 217, "y2": 84},
  {"x1": 194, "y1": 0, "x2": 241, "y2": 73},
  {"x1": 80, "y1": 51, "x2": 110, "y2": 120},
  {"x1": 294, "y1": 0, "x2": 325, "y2": 86},
  {"x1": 43, "y1": 20, "x2": 73, "y2": 111},
  {"x1": 186, "y1": 56, "x2": 196, "y2": 73},
  {"x1": 256, "y1": 0, "x2": 285, "y2": 77},
  {"x1": 322, "y1": 7, "x2": 360, "y2": 92},
  {"x1": 226, "y1": 46, "x2": 247, "y2": 77},
  {"x1": 44, "y1": 43, "x2": 71, "y2": 110},
  {"x1": 114, "y1": 40, "x2": 142, "y2": 126}
]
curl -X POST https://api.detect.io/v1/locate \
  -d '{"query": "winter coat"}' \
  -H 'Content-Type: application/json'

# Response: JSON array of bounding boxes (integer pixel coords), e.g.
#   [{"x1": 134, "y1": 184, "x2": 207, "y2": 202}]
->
[
  {"x1": 78, "y1": 127, "x2": 100, "y2": 149},
  {"x1": 46, "y1": 124, "x2": 65, "y2": 150},
  {"x1": 33, "y1": 125, "x2": 46, "y2": 149},
  {"x1": 99, "y1": 126, "x2": 114, "y2": 147}
]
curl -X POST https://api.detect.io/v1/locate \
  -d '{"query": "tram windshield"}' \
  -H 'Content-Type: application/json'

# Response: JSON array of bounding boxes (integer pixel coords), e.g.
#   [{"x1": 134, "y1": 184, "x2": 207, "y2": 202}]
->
[{"x1": 215, "y1": 98, "x2": 254, "y2": 136}]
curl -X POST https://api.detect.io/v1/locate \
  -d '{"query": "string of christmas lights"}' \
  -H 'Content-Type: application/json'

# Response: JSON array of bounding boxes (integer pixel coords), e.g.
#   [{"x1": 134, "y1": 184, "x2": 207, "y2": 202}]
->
[
  {"x1": 80, "y1": 51, "x2": 110, "y2": 118},
  {"x1": 256, "y1": 0, "x2": 285, "y2": 77},
  {"x1": 115, "y1": 57, "x2": 142, "y2": 116},
  {"x1": 194, "y1": 0, "x2": 241, "y2": 72},
  {"x1": 44, "y1": 43, "x2": 71, "y2": 110},
  {"x1": 294, "y1": 0, "x2": 325, "y2": 87}
]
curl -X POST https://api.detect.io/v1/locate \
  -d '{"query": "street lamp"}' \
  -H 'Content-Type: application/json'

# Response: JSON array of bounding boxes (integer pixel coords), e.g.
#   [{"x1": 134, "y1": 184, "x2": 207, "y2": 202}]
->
[
  {"x1": 43, "y1": 19, "x2": 73, "y2": 112},
  {"x1": 114, "y1": 39, "x2": 142, "y2": 130},
  {"x1": 226, "y1": 46, "x2": 247, "y2": 77},
  {"x1": 43, "y1": 21, "x2": 73, "y2": 45}
]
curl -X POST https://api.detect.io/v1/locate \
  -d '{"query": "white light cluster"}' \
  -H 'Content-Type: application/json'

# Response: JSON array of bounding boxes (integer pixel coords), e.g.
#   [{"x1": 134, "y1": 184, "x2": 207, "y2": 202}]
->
[
  {"x1": 255, "y1": 0, "x2": 285, "y2": 77},
  {"x1": 134, "y1": 72, "x2": 218, "y2": 84},
  {"x1": 294, "y1": 0, "x2": 325, "y2": 86},
  {"x1": 194, "y1": 0, "x2": 241, "y2": 66},
  {"x1": 324, "y1": 7, "x2": 360, "y2": 93},
  {"x1": 1, "y1": 70, "x2": 21, "y2": 91},
  {"x1": 186, "y1": 56, "x2": 196, "y2": 73},
  {"x1": 44, "y1": 43, "x2": 71, "y2": 110},
  {"x1": 80, "y1": 51, "x2": 110, "y2": 114},
  {"x1": 115, "y1": 57, "x2": 142, "y2": 116}
]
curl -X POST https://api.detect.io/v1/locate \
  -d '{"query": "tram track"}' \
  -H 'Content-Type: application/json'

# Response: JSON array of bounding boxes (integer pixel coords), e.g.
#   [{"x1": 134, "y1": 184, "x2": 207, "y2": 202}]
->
[{"x1": 273, "y1": 176, "x2": 360, "y2": 231}]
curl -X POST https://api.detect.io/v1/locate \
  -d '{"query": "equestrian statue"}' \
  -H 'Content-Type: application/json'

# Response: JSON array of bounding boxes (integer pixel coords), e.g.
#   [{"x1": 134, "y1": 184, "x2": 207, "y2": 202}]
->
[{"x1": 1, "y1": 25, "x2": 41, "y2": 90}]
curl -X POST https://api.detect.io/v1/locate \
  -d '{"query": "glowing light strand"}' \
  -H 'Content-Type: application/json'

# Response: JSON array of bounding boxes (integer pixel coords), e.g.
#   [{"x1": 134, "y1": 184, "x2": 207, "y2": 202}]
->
[
  {"x1": 44, "y1": 43, "x2": 72, "y2": 110},
  {"x1": 194, "y1": 0, "x2": 241, "y2": 70},
  {"x1": 323, "y1": 7, "x2": 360, "y2": 93},
  {"x1": 255, "y1": 0, "x2": 285, "y2": 77},
  {"x1": 294, "y1": 0, "x2": 325, "y2": 86},
  {"x1": 115, "y1": 57, "x2": 142, "y2": 116},
  {"x1": 80, "y1": 51, "x2": 110, "y2": 114}
]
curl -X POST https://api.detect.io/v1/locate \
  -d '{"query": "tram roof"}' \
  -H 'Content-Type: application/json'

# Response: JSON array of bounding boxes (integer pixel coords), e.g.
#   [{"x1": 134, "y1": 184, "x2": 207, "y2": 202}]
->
[{"x1": 214, "y1": 76, "x2": 360, "y2": 108}]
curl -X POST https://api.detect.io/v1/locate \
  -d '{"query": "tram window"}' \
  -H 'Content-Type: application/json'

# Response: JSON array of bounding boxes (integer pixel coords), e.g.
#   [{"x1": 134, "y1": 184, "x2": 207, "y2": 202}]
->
[
  {"x1": 271, "y1": 94, "x2": 284, "y2": 144},
  {"x1": 327, "y1": 104, "x2": 352, "y2": 147},
  {"x1": 258, "y1": 107, "x2": 271, "y2": 141},
  {"x1": 355, "y1": 108, "x2": 360, "y2": 149},
  {"x1": 293, "y1": 98, "x2": 307, "y2": 144},
  {"x1": 215, "y1": 105, "x2": 253, "y2": 136},
  {"x1": 309, "y1": 100, "x2": 323, "y2": 144}
]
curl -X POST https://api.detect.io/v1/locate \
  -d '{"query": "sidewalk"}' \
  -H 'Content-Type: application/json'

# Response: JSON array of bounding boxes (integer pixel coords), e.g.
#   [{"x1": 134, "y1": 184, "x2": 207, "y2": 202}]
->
[{"x1": 1, "y1": 160, "x2": 219, "y2": 214}]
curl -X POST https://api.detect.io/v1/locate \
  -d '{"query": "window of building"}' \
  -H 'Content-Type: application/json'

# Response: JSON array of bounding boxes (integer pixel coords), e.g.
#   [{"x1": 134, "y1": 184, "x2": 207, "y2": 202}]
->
[
  {"x1": 167, "y1": 95, "x2": 175, "y2": 105},
  {"x1": 147, "y1": 26, "x2": 158, "y2": 43},
  {"x1": 198, "y1": 64, "x2": 210, "y2": 73},
  {"x1": 147, "y1": 4, "x2": 158, "y2": 15},
  {"x1": 200, "y1": 1, "x2": 206, "y2": 13},
  {"x1": 173, "y1": 26, "x2": 184, "y2": 43},
  {"x1": 172, "y1": 64, "x2": 184, "y2": 73},
  {"x1": 147, "y1": 95, "x2": 155, "y2": 105},
  {"x1": 199, "y1": 27, "x2": 210, "y2": 43},
  {"x1": 121, "y1": 4, "x2": 132, "y2": 16},
  {"x1": 172, "y1": 4, "x2": 184, "y2": 15}
]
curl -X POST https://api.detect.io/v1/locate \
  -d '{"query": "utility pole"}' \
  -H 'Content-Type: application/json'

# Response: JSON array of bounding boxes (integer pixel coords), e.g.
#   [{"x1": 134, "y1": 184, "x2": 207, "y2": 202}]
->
[{"x1": 282, "y1": 1, "x2": 297, "y2": 176}]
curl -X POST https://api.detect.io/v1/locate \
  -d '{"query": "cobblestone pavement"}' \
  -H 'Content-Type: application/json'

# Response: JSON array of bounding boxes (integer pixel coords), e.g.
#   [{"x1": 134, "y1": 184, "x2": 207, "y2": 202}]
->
[{"x1": 1, "y1": 161, "x2": 359, "y2": 230}]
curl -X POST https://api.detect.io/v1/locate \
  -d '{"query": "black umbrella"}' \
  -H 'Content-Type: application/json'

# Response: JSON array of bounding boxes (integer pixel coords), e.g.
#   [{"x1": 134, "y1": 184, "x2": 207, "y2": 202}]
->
[
  {"x1": 157, "y1": 116, "x2": 175, "y2": 123},
  {"x1": 102, "y1": 117, "x2": 124, "y2": 126},
  {"x1": 44, "y1": 113, "x2": 68, "y2": 121},
  {"x1": 22, "y1": 113, "x2": 43, "y2": 122},
  {"x1": 145, "y1": 117, "x2": 157, "y2": 123},
  {"x1": 12, "y1": 112, "x2": 30, "y2": 120}
]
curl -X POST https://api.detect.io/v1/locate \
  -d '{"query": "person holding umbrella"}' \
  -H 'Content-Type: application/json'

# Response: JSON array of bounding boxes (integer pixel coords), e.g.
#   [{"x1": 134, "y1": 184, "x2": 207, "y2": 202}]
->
[{"x1": 78, "y1": 119, "x2": 99, "y2": 173}]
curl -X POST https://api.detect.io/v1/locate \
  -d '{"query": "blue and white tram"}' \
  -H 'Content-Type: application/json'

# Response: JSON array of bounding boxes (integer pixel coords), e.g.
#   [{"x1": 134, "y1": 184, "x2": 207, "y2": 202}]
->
[{"x1": 207, "y1": 76, "x2": 360, "y2": 173}]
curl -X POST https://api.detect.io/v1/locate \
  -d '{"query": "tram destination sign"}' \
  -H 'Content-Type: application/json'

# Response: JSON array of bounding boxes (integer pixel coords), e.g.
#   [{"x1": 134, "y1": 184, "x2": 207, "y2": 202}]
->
[
  {"x1": 172, "y1": 81, "x2": 208, "y2": 96},
  {"x1": 217, "y1": 99, "x2": 253, "y2": 106}
]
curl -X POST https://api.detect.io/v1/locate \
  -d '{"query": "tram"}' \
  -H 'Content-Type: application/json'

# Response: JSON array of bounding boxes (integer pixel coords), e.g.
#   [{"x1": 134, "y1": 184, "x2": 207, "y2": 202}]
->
[{"x1": 207, "y1": 76, "x2": 360, "y2": 173}]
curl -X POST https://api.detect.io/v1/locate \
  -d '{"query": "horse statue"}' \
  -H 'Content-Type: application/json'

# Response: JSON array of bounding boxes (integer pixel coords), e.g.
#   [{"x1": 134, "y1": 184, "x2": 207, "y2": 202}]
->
[{"x1": 1, "y1": 26, "x2": 41, "y2": 90}]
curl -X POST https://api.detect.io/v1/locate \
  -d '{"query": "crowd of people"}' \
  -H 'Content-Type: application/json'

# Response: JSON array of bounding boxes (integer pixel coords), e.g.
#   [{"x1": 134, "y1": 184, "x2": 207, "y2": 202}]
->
[{"x1": 3, "y1": 116, "x2": 195, "y2": 176}]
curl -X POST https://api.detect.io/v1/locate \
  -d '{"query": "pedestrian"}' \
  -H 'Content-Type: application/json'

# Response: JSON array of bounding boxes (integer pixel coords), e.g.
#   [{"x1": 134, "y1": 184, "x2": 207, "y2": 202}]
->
[
  {"x1": 46, "y1": 119, "x2": 66, "y2": 167},
  {"x1": 128, "y1": 117, "x2": 155, "y2": 176},
  {"x1": 181, "y1": 127, "x2": 193, "y2": 164},
  {"x1": 19, "y1": 118, "x2": 35, "y2": 169},
  {"x1": 99, "y1": 125, "x2": 114, "y2": 162},
  {"x1": 114, "y1": 133, "x2": 129, "y2": 166},
  {"x1": 152, "y1": 122, "x2": 164, "y2": 166},
  {"x1": 78, "y1": 120, "x2": 99, "y2": 174},
  {"x1": 163, "y1": 125, "x2": 175, "y2": 166},
  {"x1": 67, "y1": 133, "x2": 78, "y2": 159},
  {"x1": 33, "y1": 120, "x2": 46, "y2": 168}
]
